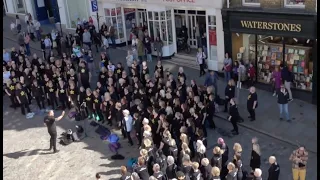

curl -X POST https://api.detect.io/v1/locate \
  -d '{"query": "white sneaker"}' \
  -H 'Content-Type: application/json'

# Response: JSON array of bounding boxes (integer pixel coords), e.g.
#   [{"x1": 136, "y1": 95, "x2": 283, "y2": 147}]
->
[{"x1": 273, "y1": 93, "x2": 276, "y2": 96}]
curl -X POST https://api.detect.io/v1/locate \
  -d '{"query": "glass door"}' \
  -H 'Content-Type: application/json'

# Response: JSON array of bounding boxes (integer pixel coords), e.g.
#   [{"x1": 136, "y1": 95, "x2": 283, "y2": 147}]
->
[
  {"x1": 187, "y1": 15, "x2": 197, "y2": 48},
  {"x1": 138, "y1": 11, "x2": 147, "y2": 27}
]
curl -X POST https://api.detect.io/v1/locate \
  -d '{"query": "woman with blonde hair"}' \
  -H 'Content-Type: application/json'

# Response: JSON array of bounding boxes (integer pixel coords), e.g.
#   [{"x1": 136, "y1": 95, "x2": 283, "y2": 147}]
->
[
  {"x1": 190, "y1": 162, "x2": 201, "y2": 179},
  {"x1": 180, "y1": 133, "x2": 189, "y2": 145},
  {"x1": 226, "y1": 162, "x2": 237, "y2": 179},
  {"x1": 120, "y1": 166, "x2": 132, "y2": 180},
  {"x1": 159, "y1": 129, "x2": 171, "y2": 156},
  {"x1": 195, "y1": 140, "x2": 206, "y2": 163},
  {"x1": 179, "y1": 142, "x2": 191, "y2": 166},
  {"x1": 181, "y1": 154, "x2": 192, "y2": 178},
  {"x1": 250, "y1": 137, "x2": 261, "y2": 172},
  {"x1": 211, "y1": 166, "x2": 221, "y2": 179},
  {"x1": 233, "y1": 143, "x2": 242, "y2": 157},
  {"x1": 200, "y1": 158, "x2": 213, "y2": 180},
  {"x1": 211, "y1": 146, "x2": 224, "y2": 170}
]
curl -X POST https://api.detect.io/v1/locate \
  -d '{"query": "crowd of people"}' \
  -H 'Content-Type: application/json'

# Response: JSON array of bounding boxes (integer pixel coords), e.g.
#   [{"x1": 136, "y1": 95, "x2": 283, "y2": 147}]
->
[{"x1": 3, "y1": 15, "x2": 308, "y2": 180}]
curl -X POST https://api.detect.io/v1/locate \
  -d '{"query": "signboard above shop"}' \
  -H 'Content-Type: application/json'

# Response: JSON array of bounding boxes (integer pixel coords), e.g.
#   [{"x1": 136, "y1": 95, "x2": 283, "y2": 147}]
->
[{"x1": 105, "y1": 0, "x2": 224, "y2": 9}]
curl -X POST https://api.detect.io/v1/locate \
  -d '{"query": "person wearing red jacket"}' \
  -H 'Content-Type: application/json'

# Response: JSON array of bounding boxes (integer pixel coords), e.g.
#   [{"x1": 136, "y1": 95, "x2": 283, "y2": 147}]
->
[{"x1": 247, "y1": 62, "x2": 256, "y2": 88}]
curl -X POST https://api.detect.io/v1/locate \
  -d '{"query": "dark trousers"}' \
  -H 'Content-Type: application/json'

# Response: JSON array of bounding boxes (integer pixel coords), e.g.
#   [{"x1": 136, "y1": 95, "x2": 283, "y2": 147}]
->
[
  {"x1": 71, "y1": 98, "x2": 79, "y2": 112},
  {"x1": 20, "y1": 102, "x2": 31, "y2": 115},
  {"x1": 103, "y1": 111, "x2": 112, "y2": 125},
  {"x1": 231, "y1": 118, "x2": 239, "y2": 133},
  {"x1": 59, "y1": 96, "x2": 71, "y2": 110},
  {"x1": 83, "y1": 42, "x2": 92, "y2": 50},
  {"x1": 207, "y1": 115, "x2": 216, "y2": 129},
  {"x1": 199, "y1": 64, "x2": 206, "y2": 76},
  {"x1": 224, "y1": 98, "x2": 230, "y2": 111},
  {"x1": 247, "y1": 77, "x2": 254, "y2": 88},
  {"x1": 9, "y1": 95, "x2": 18, "y2": 109},
  {"x1": 202, "y1": 123, "x2": 208, "y2": 137},
  {"x1": 248, "y1": 107, "x2": 256, "y2": 120},
  {"x1": 48, "y1": 95, "x2": 58, "y2": 109},
  {"x1": 87, "y1": 107, "x2": 94, "y2": 118},
  {"x1": 126, "y1": 131, "x2": 133, "y2": 145},
  {"x1": 136, "y1": 131, "x2": 142, "y2": 145},
  {"x1": 35, "y1": 96, "x2": 45, "y2": 109},
  {"x1": 49, "y1": 131, "x2": 57, "y2": 151}
]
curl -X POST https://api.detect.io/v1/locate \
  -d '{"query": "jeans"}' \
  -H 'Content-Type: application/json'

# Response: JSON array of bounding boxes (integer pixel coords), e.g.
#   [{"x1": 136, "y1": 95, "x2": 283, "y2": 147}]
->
[
  {"x1": 224, "y1": 71, "x2": 231, "y2": 82},
  {"x1": 146, "y1": 54, "x2": 152, "y2": 62},
  {"x1": 110, "y1": 36, "x2": 116, "y2": 48},
  {"x1": 203, "y1": 46, "x2": 208, "y2": 58},
  {"x1": 83, "y1": 42, "x2": 92, "y2": 50},
  {"x1": 278, "y1": 103, "x2": 289, "y2": 120},
  {"x1": 199, "y1": 64, "x2": 206, "y2": 76},
  {"x1": 213, "y1": 83, "x2": 218, "y2": 96},
  {"x1": 36, "y1": 30, "x2": 41, "y2": 40},
  {"x1": 284, "y1": 81, "x2": 293, "y2": 99},
  {"x1": 25, "y1": 43, "x2": 31, "y2": 56}
]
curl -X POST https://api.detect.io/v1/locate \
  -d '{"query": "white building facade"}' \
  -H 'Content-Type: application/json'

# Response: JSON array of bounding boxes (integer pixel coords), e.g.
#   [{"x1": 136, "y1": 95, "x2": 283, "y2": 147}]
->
[
  {"x1": 59, "y1": 0, "x2": 225, "y2": 71},
  {"x1": 3, "y1": 0, "x2": 36, "y2": 18}
]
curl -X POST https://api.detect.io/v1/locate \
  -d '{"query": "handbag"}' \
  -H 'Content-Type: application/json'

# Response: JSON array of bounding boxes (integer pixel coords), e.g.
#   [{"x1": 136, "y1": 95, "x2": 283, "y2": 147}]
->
[{"x1": 52, "y1": 40, "x2": 57, "y2": 48}]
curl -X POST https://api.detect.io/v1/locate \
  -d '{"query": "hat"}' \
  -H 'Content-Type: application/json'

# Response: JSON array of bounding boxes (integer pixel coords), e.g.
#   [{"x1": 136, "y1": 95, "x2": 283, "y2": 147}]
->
[{"x1": 123, "y1": 109, "x2": 130, "y2": 115}]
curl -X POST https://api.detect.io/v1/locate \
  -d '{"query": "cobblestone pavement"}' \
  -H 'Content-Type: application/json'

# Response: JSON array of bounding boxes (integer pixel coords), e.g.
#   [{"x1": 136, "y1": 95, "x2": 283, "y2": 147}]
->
[{"x1": 3, "y1": 16, "x2": 317, "y2": 179}]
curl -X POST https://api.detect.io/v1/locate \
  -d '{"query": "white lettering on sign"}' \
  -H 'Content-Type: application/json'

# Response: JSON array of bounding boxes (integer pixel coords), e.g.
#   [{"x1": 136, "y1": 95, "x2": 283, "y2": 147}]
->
[{"x1": 162, "y1": 0, "x2": 195, "y2": 3}]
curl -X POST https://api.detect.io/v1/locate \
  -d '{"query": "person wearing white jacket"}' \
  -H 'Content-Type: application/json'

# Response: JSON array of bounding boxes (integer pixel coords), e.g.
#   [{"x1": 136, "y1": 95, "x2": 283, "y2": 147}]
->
[{"x1": 123, "y1": 109, "x2": 134, "y2": 146}]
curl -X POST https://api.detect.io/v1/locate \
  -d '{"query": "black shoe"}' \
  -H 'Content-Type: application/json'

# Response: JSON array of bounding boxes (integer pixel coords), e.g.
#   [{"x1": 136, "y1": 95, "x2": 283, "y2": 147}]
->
[
  {"x1": 53, "y1": 149, "x2": 59, "y2": 153},
  {"x1": 287, "y1": 119, "x2": 292, "y2": 123},
  {"x1": 231, "y1": 129, "x2": 236, "y2": 132},
  {"x1": 46, "y1": 148, "x2": 52, "y2": 151},
  {"x1": 288, "y1": 99, "x2": 293, "y2": 102},
  {"x1": 280, "y1": 118, "x2": 283, "y2": 121},
  {"x1": 224, "y1": 109, "x2": 228, "y2": 112},
  {"x1": 248, "y1": 116, "x2": 251, "y2": 118},
  {"x1": 250, "y1": 119, "x2": 256, "y2": 121},
  {"x1": 232, "y1": 132, "x2": 239, "y2": 135},
  {"x1": 128, "y1": 143, "x2": 133, "y2": 146}
]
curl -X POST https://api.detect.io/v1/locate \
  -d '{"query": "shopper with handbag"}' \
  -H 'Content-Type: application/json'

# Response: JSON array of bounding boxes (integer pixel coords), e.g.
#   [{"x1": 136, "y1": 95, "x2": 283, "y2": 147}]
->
[{"x1": 196, "y1": 47, "x2": 206, "y2": 77}]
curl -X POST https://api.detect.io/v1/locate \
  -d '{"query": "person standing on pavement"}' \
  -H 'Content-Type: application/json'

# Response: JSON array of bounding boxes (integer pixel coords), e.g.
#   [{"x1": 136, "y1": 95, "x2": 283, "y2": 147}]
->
[
  {"x1": 44, "y1": 110, "x2": 65, "y2": 153},
  {"x1": 24, "y1": 32, "x2": 31, "y2": 56},
  {"x1": 15, "y1": 83, "x2": 31, "y2": 115},
  {"x1": 272, "y1": 67, "x2": 282, "y2": 96},
  {"x1": 15, "y1": 15, "x2": 21, "y2": 33},
  {"x1": 26, "y1": 21, "x2": 35, "y2": 41},
  {"x1": 126, "y1": 50, "x2": 134, "y2": 76},
  {"x1": 204, "y1": 70, "x2": 218, "y2": 96},
  {"x1": 277, "y1": 84, "x2": 290, "y2": 122},
  {"x1": 143, "y1": 36, "x2": 152, "y2": 62},
  {"x1": 268, "y1": 156, "x2": 280, "y2": 180},
  {"x1": 289, "y1": 146, "x2": 308, "y2": 180},
  {"x1": 228, "y1": 98, "x2": 239, "y2": 135},
  {"x1": 223, "y1": 53, "x2": 232, "y2": 82},
  {"x1": 17, "y1": 32, "x2": 25, "y2": 47},
  {"x1": 196, "y1": 47, "x2": 206, "y2": 77},
  {"x1": 247, "y1": 62, "x2": 256, "y2": 88},
  {"x1": 83, "y1": 29, "x2": 92, "y2": 50},
  {"x1": 154, "y1": 36, "x2": 163, "y2": 61},
  {"x1": 44, "y1": 35, "x2": 52, "y2": 61},
  {"x1": 109, "y1": 25, "x2": 116, "y2": 48},
  {"x1": 280, "y1": 64, "x2": 293, "y2": 102},
  {"x1": 250, "y1": 137, "x2": 261, "y2": 172},
  {"x1": 137, "y1": 38, "x2": 145, "y2": 63},
  {"x1": 33, "y1": 20, "x2": 41, "y2": 41},
  {"x1": 224, "y1": 79, "x2": 235, "y2": 112},
  {"x1": 247, "y1": 86, "x2": 258, "y2": 121},
  {"x1": 123, "y1": 109, "x2": 134, "y2": 146}
]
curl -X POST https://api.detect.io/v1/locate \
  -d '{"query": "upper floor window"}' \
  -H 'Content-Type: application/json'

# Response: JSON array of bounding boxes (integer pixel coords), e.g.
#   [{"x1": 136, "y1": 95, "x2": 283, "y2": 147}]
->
[
  {"x1": 285, "y1": 0, "x2": 305, "y2": 8},
  {"x1": 242, "y1": 0, "x2": 260, "y2": 6}
]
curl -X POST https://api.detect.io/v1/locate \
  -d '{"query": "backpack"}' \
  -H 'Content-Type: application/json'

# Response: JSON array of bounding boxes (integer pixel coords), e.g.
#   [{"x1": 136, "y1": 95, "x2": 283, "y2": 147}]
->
[
  {"x1": 127, "y1": 158, "x2": 138, "y2": 169},
  {"x1": 108, "y1": 134, "x2": 119, "y2": 143}
]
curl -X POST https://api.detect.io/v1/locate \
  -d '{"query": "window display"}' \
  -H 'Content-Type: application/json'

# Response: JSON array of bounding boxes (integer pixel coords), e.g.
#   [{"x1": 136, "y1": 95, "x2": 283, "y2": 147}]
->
[
  {"x1": 14, "y1": 0, "x2": 27, "y2": 14},
  {"x1": 285, "y1": 0, "x2": 305, "y2": 6},
  {"x1": 147, "y1": 11, "x2": 173, "y2": 45},
  {"x1": 231, "y1": 33, "x2": 256, "y2": 64},
  {"x1": 256, "y1": 35, "x2": 283, "y2": 84},
  {"x1": 67, "y1": 0, "x2": 89, "y2": 28},
  {"x1": 284, "y1": 38, "x2": 313, "y2": 91},
  {"x1": 104, "y1": 7, "x2": 125, "y2": 40}
]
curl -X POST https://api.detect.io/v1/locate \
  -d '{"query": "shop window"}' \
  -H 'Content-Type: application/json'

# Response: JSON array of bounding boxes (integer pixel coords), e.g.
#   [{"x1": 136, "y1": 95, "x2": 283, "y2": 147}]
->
[
  {"x1": 284, "y1": 37, "x2": 313, "y2": 91},
  {"x1": 66, "y1": 0, "x2": 89, "y2": 28},
  {"x1": 231, "y1": 33, "x2": 256, "y2": 66},
  {"x1": 257, "y1": 35, "x2": 283, "y2": 84},
  {"x1": 242, "y1": 0, "x2": 260, "y2": 6},
  {"x1": 284, "y1": 0, "x2": 305, "y2": 8},
  {"x1": 14, "y1": 0, "x2": 26, "y2": 14},
  {"x1": 208, "y1": 16, "x2": 217, "y2": 60},
  {"x1": 148, "y1": 11, "x2": 173, "y2": 45},
  {"x1": 104, "y1": 8, "x2": 124, "y2": 39}
]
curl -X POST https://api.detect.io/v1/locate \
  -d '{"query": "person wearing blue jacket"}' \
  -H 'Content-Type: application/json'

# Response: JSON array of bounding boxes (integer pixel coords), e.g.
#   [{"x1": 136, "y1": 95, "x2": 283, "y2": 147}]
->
[{"x1": 204, "y1": 70, "x2": 219, "y2": 96}]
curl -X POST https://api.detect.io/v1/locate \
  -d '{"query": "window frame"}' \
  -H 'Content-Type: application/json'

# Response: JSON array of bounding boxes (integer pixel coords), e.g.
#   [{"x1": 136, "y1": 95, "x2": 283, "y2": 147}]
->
[
  {"x1": 242, "y1": 0, "x2": 260, "y2": 7},
  {"x1": 284, "y1": 0, "x2": 305, "y2": 8}
]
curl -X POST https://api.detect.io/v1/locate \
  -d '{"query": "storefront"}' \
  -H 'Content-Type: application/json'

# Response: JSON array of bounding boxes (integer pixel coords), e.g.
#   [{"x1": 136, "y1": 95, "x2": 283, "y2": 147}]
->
[
  {"x1": 222, "y1": 10, "x2": 317, "y2": 104},
  {"x1": 3, "y1": 0, "x2": 34, "y2": 16},
  {"x1": 85, "y1": 0, "x2": 225, "y2": 71}
]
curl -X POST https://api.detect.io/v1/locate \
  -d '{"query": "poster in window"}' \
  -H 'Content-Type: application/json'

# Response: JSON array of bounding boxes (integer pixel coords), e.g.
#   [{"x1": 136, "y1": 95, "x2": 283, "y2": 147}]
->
[{"x1": 209, "y1": 29, "x2": 216, "y2": 46}]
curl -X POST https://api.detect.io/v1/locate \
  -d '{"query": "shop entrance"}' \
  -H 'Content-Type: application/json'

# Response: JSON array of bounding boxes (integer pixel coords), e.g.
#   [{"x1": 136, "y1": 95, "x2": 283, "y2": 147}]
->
[
  {"x1": 137, "y1": 9, "x2": 147, "y2": 28},
  {"x1": 174, "y1": 10, "x2": 206, "y2": 55}
]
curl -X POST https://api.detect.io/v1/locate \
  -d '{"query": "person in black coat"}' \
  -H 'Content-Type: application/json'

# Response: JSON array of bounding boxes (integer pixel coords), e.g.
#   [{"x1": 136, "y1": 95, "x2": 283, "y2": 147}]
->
[
  {"x1": 200, "y1": 158, "x2": 213, "y2": 180},
  {"x1": 277, "y1": 84, "x2": 290, "y2": 121},
  {"x1": 250, "y1": 137, "x2": 261, "y2": 172},
  {"x1": 211, "y1": 146, "x2": 223, "y2": 170},
  {"x1": 228, "y1": 98, "x2": 239, "y2": 135},
  {"x1": 120, "y1": 166, "x2": 132, "y2": 180},
  {"x1": 134, "y1": 157, "x2": 150, "y2": 180},
  {"x1": 267, "y1": 156, "x2": 280, "y2": 180},
  {"x1": 224, "y1": 79, "x2": 235, "y2": 112},
  {"x1": 166, "y1": 156, "x2": 178, "y2": 180},
  {"x1": 247, "y1": 86, "x2": 258, "y2": 121}
]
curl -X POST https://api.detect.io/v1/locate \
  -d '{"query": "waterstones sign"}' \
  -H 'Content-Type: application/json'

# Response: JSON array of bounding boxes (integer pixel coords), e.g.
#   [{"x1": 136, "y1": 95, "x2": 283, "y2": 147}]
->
[
  {"x1": 229, "y1": 14, "x2": 315, "y2": 37},
  {"x1": 240, "y1": 21, "x2": 302, "y2": 32}
]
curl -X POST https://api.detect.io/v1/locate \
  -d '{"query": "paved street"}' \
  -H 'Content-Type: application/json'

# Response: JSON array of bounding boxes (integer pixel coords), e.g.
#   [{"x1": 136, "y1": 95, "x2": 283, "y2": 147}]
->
[{"x1": 3, "y1": 15, "x2": 317, "y2": 179}]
